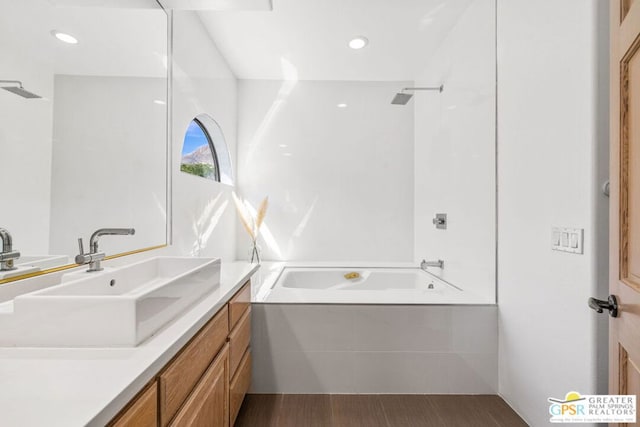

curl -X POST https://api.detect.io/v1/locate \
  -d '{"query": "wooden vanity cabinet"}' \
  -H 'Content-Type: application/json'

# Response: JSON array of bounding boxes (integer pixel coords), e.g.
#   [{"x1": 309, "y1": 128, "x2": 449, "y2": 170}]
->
[
  {"x1": 108, "y1": 280, "x2": 252, "y2": 427},
  {"x1": 228, "y1": 308, "x2": 251, "y2": 376},
  {"x1": 229, "y1": 349, "x2": 251, "y2": 424},
  {"x1": 160, "y1": 305, "x2": 229, "y2": 426},
  {"x1": 228, "y1": 281, "x2": 251, "y2": 328},
  {"x1": 227, "y1": 282, "x2": 252, "y2": 425},
  {"x1": 169, "y1": 345, "x2": 229, "y2": 427},
  {"x1": 109, "y1": 382, "x2": 158, "y2": 427}
]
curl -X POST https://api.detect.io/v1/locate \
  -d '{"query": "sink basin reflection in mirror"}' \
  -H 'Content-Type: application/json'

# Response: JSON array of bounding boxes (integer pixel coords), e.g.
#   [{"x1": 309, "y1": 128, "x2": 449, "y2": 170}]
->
[
  {"x1": 0, "y1": 257, "x2": 220, "y2": 347},
  {"x1": 0, "y1": 266, "x2": 40, "y2": 280},
  {"x1": 16, "y1": 255, "x2": 69, "y2": 270}
]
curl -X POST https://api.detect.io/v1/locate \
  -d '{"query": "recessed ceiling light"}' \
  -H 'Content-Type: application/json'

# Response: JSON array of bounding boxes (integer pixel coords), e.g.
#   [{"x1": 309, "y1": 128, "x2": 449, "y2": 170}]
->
[
  {"x1": 337, "y1": 103, "x2": 348, "y2": 108},
  {"x1": 153, "y1": 100, "x2": 166, "y2": 105},
  {"x1": 283, "y1": 152, "x2": 293, "y2": 157},
  {"x1": 51, "y1": 30, "x2": 78, "y2": 44},
  {"x1": 348, "y1": 36, "x2": 368, "y2": 50},
  {"x1": 279, "y1": 144, "x2": 288, "y2": 148}
]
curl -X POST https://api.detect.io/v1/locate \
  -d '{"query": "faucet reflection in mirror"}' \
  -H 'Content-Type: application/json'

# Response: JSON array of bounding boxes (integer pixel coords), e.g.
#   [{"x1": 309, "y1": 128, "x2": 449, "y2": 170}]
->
[
  {"x1": 75, "y1": 228, "x2": 135, "y2": 272},
  {"x1": 0, "y1": 228, "x2": 20, "y2": 271},
  {"x1": 421, "y1": 259, "x2": 445, "y2": 269}
]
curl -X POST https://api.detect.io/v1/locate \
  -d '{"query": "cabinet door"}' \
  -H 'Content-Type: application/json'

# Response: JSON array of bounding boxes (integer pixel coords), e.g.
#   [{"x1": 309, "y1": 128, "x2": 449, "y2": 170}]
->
[
  {"x1": 228, "y1": 308, "x2": 251, "y2": 377},
  {"x1": 170, "y1": 344, "x2": 229, "y2": 427},
  {"x1": 229, "y1": 350, "x2": 251, "y2": 426},
  {"x1": 110, "y1": 382, "x2": 157, "y2": 427},
  {"x1": 228, "y1": 281, "x2": 251, "y2": 330},
  {"x1": 160, "y1": 305, "x2": 229, "y2": 425}
]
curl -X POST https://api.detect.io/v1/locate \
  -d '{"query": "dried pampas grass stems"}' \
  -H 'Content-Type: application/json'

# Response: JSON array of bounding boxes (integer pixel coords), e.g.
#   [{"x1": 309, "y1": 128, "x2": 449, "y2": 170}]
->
[
  {"x1": 255, "y1": 197, "x2": 269, "y2": 230},
  {"x1": 233, "y1": 193, "x2": 269, "y2": 240},
  {"x1": 232, "y1": 192, "x2": 255, "y2": 240}
]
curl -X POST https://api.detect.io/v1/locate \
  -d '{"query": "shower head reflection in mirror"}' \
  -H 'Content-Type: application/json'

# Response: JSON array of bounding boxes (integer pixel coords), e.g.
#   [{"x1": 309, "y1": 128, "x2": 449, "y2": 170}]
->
[{"x1": 0, "y1": 80, "x2": 41, "y2": 99}]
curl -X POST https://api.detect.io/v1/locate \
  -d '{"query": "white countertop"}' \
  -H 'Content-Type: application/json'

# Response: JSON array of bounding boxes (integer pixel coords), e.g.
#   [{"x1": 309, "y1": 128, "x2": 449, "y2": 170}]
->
[{"x1": 0, "y1": 261, "x2": 259, "y2": 427}]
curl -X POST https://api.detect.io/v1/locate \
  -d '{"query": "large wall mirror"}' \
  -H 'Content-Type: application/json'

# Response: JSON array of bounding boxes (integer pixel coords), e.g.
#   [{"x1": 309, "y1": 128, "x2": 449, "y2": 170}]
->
[{"x1": 0, "y1": 0, "x2": 168, "y2": 282}]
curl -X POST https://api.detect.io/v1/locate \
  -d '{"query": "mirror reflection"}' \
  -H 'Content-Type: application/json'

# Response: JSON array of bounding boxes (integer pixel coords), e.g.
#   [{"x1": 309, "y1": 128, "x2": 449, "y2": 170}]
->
[{"x1": 0, "y1": 0, "x2": 167, "y2": 280}]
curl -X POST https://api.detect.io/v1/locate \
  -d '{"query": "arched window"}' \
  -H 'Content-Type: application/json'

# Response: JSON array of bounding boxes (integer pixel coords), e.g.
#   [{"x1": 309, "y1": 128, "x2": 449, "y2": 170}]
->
[{"x1": 180, "y1": 114, "x2": 233, "y2": 185}]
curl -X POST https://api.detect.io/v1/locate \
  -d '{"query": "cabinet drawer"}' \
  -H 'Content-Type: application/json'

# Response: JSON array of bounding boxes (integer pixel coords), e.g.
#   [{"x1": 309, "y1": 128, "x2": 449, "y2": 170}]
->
[
  {"x1": 110, "y1": 382, "x2": 157, "y2": 427},
  {"x1": 160, "y1": 305, "x2": 229, "y2": 426},
  {"x1": 229, "y1": 349, "x2": 251, "y2": 426},
  {"x1": 169, "y1": 344, "x2": 229, "y2": 427},
  {"x1": 228, "y1": 281, "x2": 251, "y2": 330},
  {"x1": 228, "y1": 308, "x2": 250, "y2": 377}
]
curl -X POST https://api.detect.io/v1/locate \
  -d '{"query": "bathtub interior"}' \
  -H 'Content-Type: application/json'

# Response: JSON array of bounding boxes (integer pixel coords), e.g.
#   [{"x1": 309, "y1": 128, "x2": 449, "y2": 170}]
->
[
  {"x1": 252, "y1": 264, "x2": 493, "y2": 305},
  {"x1": 277, "y1": 267, "x2": 455, "y2": 291}
]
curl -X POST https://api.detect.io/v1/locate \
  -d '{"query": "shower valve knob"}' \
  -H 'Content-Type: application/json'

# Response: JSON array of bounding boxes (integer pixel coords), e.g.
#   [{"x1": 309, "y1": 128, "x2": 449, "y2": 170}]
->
[{"x1": 432, "y1": 213, "x2": 447, "y2": 229}]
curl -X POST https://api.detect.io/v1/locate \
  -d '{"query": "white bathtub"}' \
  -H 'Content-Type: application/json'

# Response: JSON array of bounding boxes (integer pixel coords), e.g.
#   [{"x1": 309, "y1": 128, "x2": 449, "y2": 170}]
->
[
  {"x1": 250, "y1": 263, "x2": 497, "y2": 394},
  {"x1": 257, "y1": 265, "x2": 488, "y2": 305}
]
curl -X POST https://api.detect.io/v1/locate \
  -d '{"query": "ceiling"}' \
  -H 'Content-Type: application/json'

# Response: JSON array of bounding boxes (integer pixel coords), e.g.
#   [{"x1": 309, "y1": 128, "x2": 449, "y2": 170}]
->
[
  {"x1": 198, "y1": 0, "x2": 474, "y2": 81},
  {"x1": 1, "y1": 0, "x2": 166, "y2": 78},
  {"x1": 160, "y1": 0, "x2": 272, "y2": 11}
]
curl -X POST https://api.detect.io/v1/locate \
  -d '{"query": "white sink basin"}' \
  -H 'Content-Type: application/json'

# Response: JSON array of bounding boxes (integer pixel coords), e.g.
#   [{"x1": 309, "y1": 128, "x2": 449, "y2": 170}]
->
[{"x1": 0, "y1": 256, "x2": 220, "y2": 347}]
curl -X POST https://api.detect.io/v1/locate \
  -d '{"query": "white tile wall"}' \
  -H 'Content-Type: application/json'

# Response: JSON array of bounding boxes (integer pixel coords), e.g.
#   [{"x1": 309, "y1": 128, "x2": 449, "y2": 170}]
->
[
  {"x1": 236, "y1": 80, "x2": 415, "y2": 262},
  {"x1": 351, "y1": 306, "x2": 453, "y2": 352},
  {"x1": 251, "y1": 303, "x2": 497, "y2": 394}
]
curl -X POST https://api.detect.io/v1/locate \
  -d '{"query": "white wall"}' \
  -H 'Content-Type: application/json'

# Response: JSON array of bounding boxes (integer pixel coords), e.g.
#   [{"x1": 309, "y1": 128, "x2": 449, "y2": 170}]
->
[
  {"x1": 49, "y1": 75, "x2": 167, "y2": 257},
  {"x1": 497, "y1": 0, "x2": 609, "y2": 425},
  {"x1": 169, "y1": 11, "x2": 238, "y2": 261},
  {"x1": 0, "y1": 38, "x2": 53, "y2": 254},
  {"x1": 237, "y1": 80, "x2": 415, "y2": 262},
  {"x1": 414, "y1": 0, "x2": 496, "y2": 301}
]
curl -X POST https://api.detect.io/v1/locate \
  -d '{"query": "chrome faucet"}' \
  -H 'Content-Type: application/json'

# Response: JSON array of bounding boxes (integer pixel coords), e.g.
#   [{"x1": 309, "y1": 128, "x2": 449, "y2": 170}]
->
[
  {"x1": 75, "y1": 228, "x2": 135, "y2": 272},
  {"x1": 421, "y1": 259, "x2": 444, "y2": 270},
  {"x1": 0, "y1": 228, "x2": 20, "y2": 271}
]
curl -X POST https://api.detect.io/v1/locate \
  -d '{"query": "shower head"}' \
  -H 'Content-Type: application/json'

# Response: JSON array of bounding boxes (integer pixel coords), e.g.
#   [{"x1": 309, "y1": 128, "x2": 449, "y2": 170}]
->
[
  {"x1": 391, "y1": 85, "x2": 443, "y2": 105},
  {"x1": 391, "y1": 92, "x2": 413, "y2": 105},
  {"x1": 0, "y1": 80, "x2": 41, "y2": 99},
  {"x1": 2, "y1": 86, "x2": 42, "y2": 99}
]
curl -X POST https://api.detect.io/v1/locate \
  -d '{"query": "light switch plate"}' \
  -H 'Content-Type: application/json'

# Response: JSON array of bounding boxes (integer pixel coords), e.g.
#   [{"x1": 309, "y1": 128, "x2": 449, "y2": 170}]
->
[{"x1": 552, "y1": 227, "x2": 584, "y2": 254}]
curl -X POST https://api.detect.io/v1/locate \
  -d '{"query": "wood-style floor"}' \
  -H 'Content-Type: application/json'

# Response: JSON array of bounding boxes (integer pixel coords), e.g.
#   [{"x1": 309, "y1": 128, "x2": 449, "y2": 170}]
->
[{"x1": 235, "y1": 394, "x2": 528, "y2": 427}]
